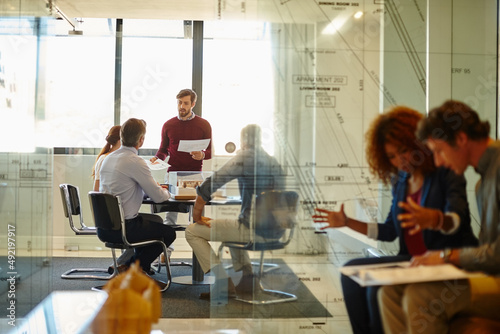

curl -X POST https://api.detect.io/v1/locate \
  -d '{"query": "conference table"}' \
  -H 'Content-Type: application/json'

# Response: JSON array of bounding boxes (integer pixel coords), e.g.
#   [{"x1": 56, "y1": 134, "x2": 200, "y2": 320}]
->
[{"x1": 142, "y1": 196, "x2": 242, "y2": 285}]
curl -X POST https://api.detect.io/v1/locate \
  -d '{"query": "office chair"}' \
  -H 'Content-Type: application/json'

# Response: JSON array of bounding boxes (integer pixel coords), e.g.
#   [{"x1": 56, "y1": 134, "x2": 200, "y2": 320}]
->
[
  {"x1": 218, "y1": 190, "x2": 299, "y2": 304},
  {"x1": 59, "y1": 183, "x2": 111, "y2": 280},
  {"x1": 88, "y1": 191, "x2": 172, "y2": 292}
]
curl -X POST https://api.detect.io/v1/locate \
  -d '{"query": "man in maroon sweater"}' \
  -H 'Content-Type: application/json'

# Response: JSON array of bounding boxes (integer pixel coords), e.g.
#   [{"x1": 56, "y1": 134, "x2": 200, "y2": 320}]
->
[
  {"x1": 150, "y1": 89, "x2": 212, "y2": 171},
  {"x1": 150, "y1": 89, "x2": 212, "y2": 259}
]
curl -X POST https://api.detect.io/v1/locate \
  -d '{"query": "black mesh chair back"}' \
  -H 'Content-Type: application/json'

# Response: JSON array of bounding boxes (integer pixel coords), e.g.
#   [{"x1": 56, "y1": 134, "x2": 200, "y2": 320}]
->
[
  {"x1": 88, "y1": 192, "x2": 123, "y2": 232},
  {"x1": 254, "y1": 190, "x2": 299, "y2": 247},
  {"x1": 218, "y1": 190, "x2": 299, "y2": 304},
  {"x1": 88, "y1": 191, "x2": 172, "y2": 291},
  {"x1": 60, "y1": 183, "x2": 81, "y2": 216},
  {"x1": 58, "y1": 183, "x2": 110, "y2": 280},
  {"x1": 60, "y1": 183, "x2": 96, "y2": 235}
]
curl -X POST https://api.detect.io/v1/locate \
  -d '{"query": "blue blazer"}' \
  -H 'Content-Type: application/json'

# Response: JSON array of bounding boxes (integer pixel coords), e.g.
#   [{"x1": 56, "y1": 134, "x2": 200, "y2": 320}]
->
[{"x1": 377, "y1": 167, "x2": 478, "y2": 255}]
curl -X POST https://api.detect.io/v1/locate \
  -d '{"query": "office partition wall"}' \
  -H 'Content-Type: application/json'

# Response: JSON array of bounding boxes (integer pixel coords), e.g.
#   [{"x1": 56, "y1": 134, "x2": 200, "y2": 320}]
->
[
  {"x1": 0, "y1": 15, "x2": 53, "y2": 324},
  {"x1": 0, "y1": 0, "x2": 498, "y2": 331}
]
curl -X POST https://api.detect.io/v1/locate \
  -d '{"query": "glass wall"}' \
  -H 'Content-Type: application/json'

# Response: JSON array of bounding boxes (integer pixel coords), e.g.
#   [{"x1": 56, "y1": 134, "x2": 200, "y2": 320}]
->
[
  {"x1": 0, "y1": 0, "x2": 498, "y2": 332},
  {"x1": 0, "y1": 14, "x2": 53, "y2": 331}
]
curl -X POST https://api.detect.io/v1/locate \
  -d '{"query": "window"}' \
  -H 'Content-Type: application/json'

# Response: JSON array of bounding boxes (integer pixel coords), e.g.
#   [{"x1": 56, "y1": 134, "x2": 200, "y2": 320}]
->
[
  {"x1": 120, "y1": 20, "x2": 192, "y2": 149},
  {"x1": 35, "y1": 19, "x2": 275, "y2": 154},
  {"x1": 38, "y1": 18, "x2": 115, "y2": 148},
  {"x1": 0, "y1": 18, "x2": 38, "y2": 152},
  {"x1": 203, "y1": 21, "x2": 275, "y2": 155}
]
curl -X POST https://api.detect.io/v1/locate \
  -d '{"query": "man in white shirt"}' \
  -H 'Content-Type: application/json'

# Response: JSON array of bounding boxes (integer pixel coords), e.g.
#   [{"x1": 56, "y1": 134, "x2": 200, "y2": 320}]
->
[{"x1": 99, "y1": 118, "x2": 176, "y2": 278}]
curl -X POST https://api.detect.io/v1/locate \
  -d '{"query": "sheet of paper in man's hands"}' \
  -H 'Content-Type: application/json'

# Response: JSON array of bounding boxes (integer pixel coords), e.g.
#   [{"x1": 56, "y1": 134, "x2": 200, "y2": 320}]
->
[
  {"x1": 145, "y1": 157, "x2": 169, "y2": 170},
  {"x1": 178, "y1": 139, "x2": 210, "y2": 153}
]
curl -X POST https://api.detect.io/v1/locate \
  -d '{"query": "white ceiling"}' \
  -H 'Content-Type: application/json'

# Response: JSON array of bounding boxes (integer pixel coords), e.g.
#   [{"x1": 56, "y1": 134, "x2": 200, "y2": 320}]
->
[
  {"x1": 54, "y1": 0, "x2": 219, "y2": 21},
  {"x1": 1, "y1": 0, "x2": 362, "y2": 33},
  {"x1": 52, "y1": 0, "x2": 329, "y2": 23}
]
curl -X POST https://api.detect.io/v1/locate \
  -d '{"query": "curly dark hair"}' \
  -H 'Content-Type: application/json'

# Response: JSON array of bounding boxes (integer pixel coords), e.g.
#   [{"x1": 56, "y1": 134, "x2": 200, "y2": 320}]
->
[{"x1": 365, "y1": 106, "x2": 435, "y2": 184}]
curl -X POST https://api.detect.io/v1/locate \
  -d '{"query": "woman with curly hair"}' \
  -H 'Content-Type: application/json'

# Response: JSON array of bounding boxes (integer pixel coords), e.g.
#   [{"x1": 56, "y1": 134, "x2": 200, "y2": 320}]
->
[
  {"x1": 92, "y1": 125, "x2": 121, "y2": 191},
  {"x1": 313, "y1": 106, "x2": 478, "y2": 334}
]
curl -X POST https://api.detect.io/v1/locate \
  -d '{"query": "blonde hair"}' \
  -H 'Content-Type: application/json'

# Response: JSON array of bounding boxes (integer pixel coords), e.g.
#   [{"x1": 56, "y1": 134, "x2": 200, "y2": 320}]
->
[{"x1": 91, "y1": 125, "x2": 121, "y2": 178}]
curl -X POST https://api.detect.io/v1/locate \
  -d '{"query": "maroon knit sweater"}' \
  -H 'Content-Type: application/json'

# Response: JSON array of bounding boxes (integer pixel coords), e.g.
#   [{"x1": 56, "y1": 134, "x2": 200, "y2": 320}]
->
[{"x1": 154, "y1": 115, "x2": 212, "y2": 171}]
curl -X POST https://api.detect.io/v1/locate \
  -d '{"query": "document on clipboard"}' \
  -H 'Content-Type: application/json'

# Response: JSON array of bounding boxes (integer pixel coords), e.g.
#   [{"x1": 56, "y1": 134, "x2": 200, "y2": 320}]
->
[
  {"x1": 340, "y1": 261, "x2": 486, "y2": 287},
  {"x1": 178, "y1": 139, "x2": 210, "y2": 153}
]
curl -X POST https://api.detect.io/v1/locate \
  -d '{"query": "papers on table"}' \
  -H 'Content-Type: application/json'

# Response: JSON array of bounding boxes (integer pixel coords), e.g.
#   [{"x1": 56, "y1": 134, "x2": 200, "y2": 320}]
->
[
  {"x1": 178, "y1": 139, "x2": 210, "y2": 153},
  {"x1": 145, "y1": 157, "x2": 169, "y2": 170},
  {"x1": 340, "y1": 261, "x2": 487, "y2": 287}
]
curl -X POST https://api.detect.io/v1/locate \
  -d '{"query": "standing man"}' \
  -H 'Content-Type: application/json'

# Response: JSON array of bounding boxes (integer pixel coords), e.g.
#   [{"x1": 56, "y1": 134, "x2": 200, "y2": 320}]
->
[
  {"x1": 150, "y1": 88, "x2": 212, "y2": 226},
  {"x1": 150, "y1": 88, "x2": 212, "y2": 172},
  {"x1": 378, "y1": 100, "x2": 500, "y2": 334},
  {"x1": 99, "y1": 118, "x2": 176, "y2": 287}
]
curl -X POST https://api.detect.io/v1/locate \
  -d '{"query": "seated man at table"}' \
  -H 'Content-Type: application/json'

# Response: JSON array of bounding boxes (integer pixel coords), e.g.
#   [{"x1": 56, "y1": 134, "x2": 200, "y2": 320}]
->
[
  {"x1": 185, "y1": 124, "x2": 285, "y2": 300},
  {"x1": 99, "y1": 118, "x2": 176, "y2": 283}
]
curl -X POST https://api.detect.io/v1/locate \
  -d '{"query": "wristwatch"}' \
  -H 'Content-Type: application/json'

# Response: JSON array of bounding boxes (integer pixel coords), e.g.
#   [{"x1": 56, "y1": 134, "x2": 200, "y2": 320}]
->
[{"x1": 440, "y1": 248, "x2": 452, "y2": 263}]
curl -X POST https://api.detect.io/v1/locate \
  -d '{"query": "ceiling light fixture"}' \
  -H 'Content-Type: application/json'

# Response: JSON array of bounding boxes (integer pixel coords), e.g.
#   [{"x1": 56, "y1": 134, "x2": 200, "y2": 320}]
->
[
  {"x1": 322, "y1": 17, "x2": 347, "y2": 35},
  {"x1": 54, "y1": 5, "x2": 83, "y2": 35},
  {"x1": 354, "y1": 11, "x2": 363, "y2": 19}
]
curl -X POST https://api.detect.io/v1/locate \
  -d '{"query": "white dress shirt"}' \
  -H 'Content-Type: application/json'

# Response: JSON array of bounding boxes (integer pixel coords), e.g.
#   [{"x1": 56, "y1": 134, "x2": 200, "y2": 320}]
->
[
  {"x1": 99, "y1": 146, "x2": 170, "y2": 219},
  {"x1": 94, "y1": 154, "x2": 106, "y2": 181}
]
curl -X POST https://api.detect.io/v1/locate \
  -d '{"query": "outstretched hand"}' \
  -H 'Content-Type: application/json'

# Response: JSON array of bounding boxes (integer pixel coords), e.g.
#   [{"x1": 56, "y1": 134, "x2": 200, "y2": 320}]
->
[
  {"x1": 398, "y1": 197, "x2": 441, "y2": 235},
  {"x1": 312, "y1": 204, "x2": 348, "y2": 230}
]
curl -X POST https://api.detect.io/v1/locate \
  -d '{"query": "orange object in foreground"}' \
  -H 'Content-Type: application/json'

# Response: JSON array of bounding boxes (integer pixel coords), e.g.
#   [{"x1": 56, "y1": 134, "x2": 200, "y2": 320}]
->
[{"x1": 91, "y1": 261, "x2": 161, "y2": 334}]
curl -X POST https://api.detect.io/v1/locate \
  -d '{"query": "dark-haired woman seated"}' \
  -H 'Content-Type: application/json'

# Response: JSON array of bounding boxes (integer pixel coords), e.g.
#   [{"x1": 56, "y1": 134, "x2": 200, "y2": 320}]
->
[{"x1": 313, "y1": 106, "x2": 478, "y2": 334}]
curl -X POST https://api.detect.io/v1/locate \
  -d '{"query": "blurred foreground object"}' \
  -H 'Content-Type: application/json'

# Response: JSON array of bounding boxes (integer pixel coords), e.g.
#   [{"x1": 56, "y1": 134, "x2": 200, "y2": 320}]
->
[{"x1": 91, "y1": 261, "x2": 161, "y2": 334}]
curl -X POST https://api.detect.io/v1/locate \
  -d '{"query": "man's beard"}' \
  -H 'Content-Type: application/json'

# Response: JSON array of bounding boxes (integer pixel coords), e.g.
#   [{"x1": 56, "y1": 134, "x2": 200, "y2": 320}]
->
[{"x1": 179, "y1": 109, "x2": 190, "y2": 118}]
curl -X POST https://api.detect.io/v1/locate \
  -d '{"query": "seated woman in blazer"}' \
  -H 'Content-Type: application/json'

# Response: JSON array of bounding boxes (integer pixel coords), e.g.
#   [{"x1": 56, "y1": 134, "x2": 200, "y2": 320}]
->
[{"x1": 313, "y1": 106, "x2": 478, "y2": 334}]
